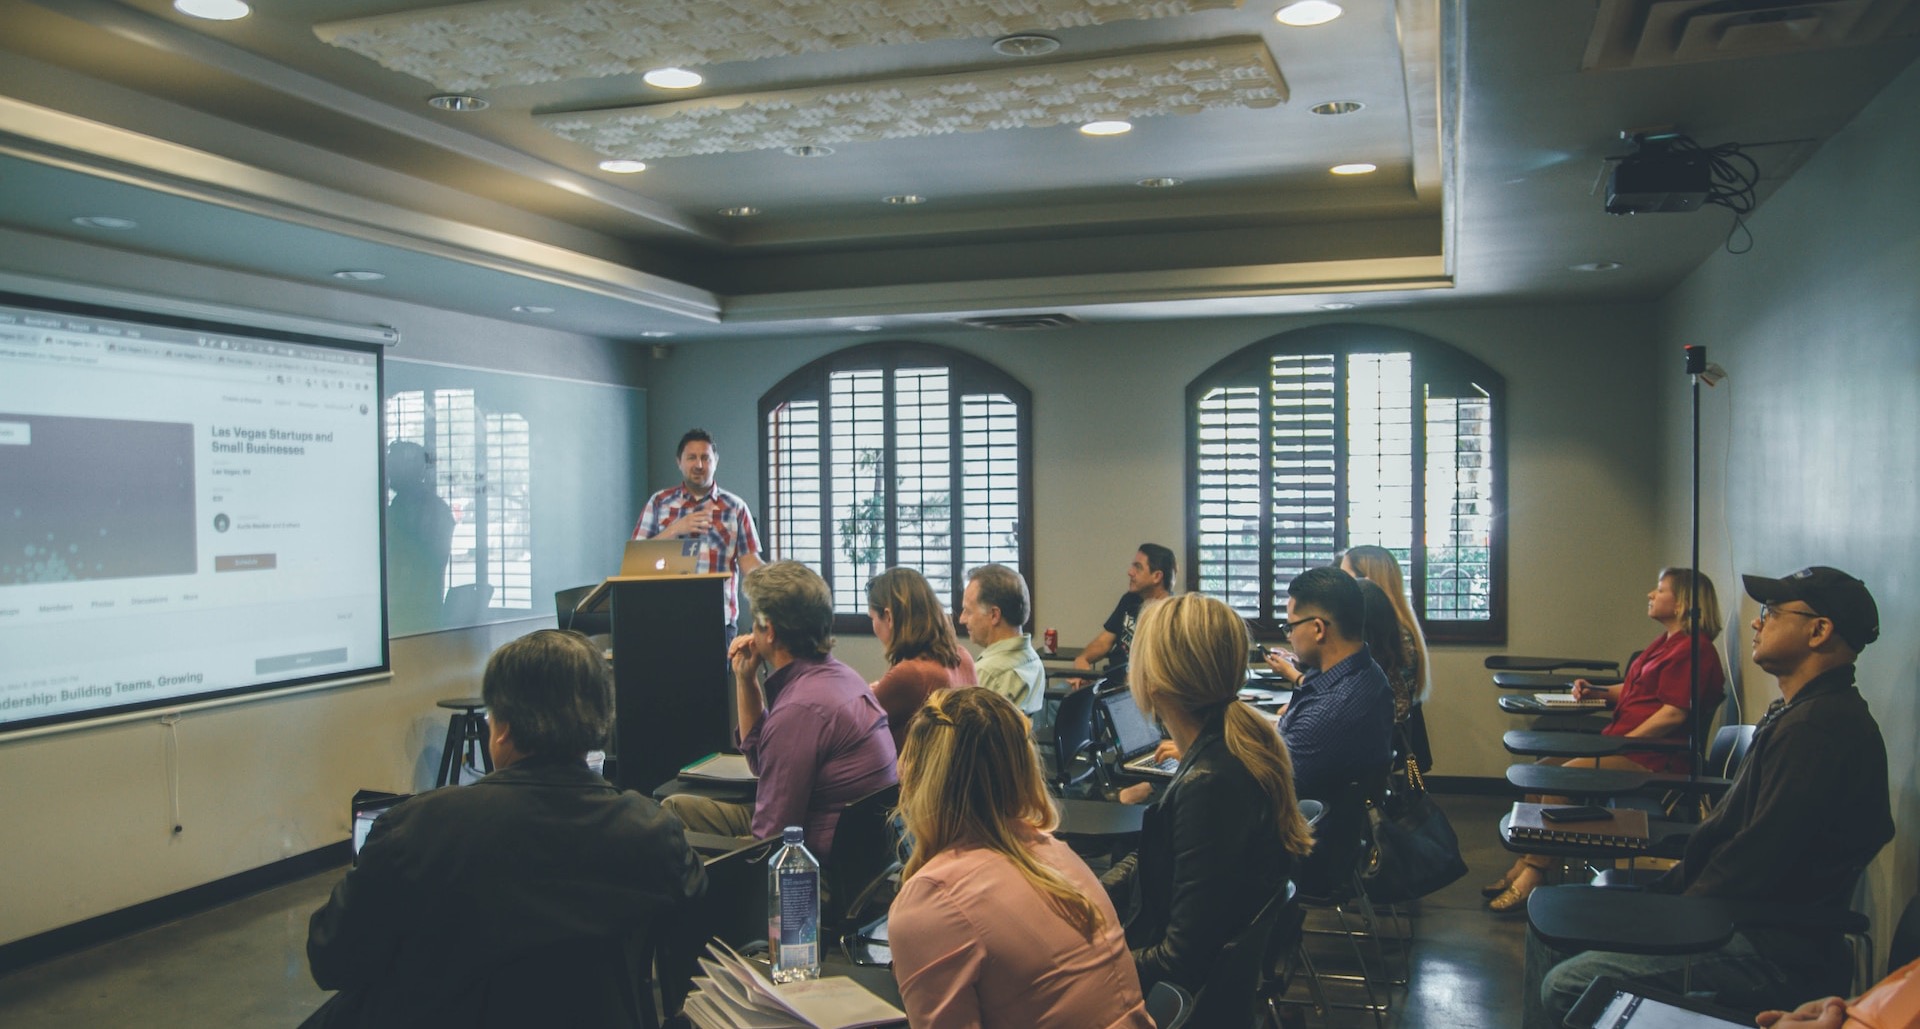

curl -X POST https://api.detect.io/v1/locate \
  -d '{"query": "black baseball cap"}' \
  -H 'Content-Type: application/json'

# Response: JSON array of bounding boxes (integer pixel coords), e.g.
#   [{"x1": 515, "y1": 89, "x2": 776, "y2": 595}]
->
[{"x1": 1743, "y1": 566, "x2": 1880, "y2": 652}]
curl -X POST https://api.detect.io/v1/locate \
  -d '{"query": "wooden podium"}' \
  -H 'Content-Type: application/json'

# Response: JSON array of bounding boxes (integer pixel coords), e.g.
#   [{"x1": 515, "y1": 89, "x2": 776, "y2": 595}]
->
[{"x1": 578, "y1": 573, "x2": 732, "y2": 792}]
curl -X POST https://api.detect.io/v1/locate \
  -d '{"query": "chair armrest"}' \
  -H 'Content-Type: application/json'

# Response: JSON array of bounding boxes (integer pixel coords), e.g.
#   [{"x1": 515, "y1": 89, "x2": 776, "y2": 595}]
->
[{"x1": 1721, "y1": 901, "x2": 1869, "y2": 935}]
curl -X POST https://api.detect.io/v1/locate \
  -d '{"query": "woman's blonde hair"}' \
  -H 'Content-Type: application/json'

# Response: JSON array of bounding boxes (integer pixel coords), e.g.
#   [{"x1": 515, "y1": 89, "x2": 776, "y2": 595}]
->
[
  {"x1": 866, "y1": 567, "x2": 965, "y2": 668},
  {"x1": 1343, "y1": 545, "x2": 1431, "y2": 703},
  {"x1": 896, "y1": 688, "x2": 1104, "y2": 940},
  {"x1": 1128, "y1": 594, "x2": 1314, "y2": 858},
  {"x1": 1659, "y1": 567, "x2": 1724, "y2": 640}
]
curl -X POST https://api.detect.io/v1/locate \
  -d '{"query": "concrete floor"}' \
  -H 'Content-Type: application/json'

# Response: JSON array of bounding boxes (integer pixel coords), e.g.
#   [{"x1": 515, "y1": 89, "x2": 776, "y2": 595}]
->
[{"x1": 0, "y1": 794, "x2": 1529, "y2": 1028}]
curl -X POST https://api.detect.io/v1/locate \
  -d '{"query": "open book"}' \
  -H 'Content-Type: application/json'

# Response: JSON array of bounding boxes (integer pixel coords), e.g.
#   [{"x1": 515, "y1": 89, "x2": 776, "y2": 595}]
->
[{"x1": 683, "y1": 940, "x2": 905, "y2": 1029}]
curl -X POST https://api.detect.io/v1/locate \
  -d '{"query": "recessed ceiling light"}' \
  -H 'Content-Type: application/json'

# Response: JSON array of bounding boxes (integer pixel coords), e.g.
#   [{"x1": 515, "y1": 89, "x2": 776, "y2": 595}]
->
[
  {"x1": 1080, "y1": 120, "x2": 1133, "y2": 137},
  {"x1": 1330, "y1": 162, "x2": 1377, "y2": 175},
  {"x1": 883, "y1": 194, "x2": 926, "y2": 205},
  {"x1": 1571, "y1": 261, "x2": 1623, "y2": 272},
  {"x1": 173, "y1": 0, "x2": 249, "y2": 20},
  {"x1": 851, "y1": 324, "x2": 882, "y2": 332},
  {"x1": 1319, "y1": 302, "x2": 1355, "y2": 310},
  {"x1": 993, "y1": 34, "x2": 1061, "y2": 57},
  {"x1": 718, "y1": 206, "x2": 761, "y2": 217},
  {"x1": 71, "y1": 216, "x2": 138, "y2": 230},
  {"x1": 639, "y1": 330, "x2": 674, "y2": 338},
  {"x1": 427, "y1": 94, "x2": 488, "y2": 112},
  {"x1": 1137, "y1": 177, "x2": 1184, "y2": 188},
  {"x1": 597, "y1": 159, "x2": 647, "y2": 173},
  {"x1": 643, "y1": 68, "x2": 703, "y2": 89},
  {"x1": 331, "y1": 270, "x2": 386, "y2": 281},
  {"x1": 786, "y1": 144, "x2": 835, "y2": 158},
  {"x1": 511, "y1": 305, "x2": 555, "y2": 314},
  {"x1": 1311, "y1": 100, "x2": 1365, "y2": 116},
  {"x1": 1276, "y1": 1, "x2": 1344, "y2": 27}
]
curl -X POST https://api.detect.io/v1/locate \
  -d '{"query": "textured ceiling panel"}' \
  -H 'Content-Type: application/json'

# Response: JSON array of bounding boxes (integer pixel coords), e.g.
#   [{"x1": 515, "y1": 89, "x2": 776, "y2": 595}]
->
[
  {"x1": 539, "y1": 40, "x2": 1285, "y2": 160},
  {"x1": 316, "y1": 0, "x2": 1246, "y2": 91}
]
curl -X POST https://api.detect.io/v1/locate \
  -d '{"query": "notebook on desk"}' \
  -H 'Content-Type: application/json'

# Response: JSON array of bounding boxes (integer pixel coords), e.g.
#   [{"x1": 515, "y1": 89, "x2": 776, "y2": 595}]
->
[
  {"x1": 1509, "y1": 802, "x2": 1651, "y2": 850},
  {"x1": 1534, "y1": 692, "x2": 1609, "y2": 710},
  {"x1": 1099, "y1": 690, "x2": 1179, "y2": 778}
]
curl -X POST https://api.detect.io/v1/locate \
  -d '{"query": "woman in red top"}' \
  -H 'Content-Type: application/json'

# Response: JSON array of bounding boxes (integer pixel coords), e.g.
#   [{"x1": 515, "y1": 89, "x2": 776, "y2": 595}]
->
[
  {"x1": 867, "y1": 567, "x2": 976, "y2": 752},
  {"x1": 1484, "y1": 567, "x2": 1726, "y2": 911}
]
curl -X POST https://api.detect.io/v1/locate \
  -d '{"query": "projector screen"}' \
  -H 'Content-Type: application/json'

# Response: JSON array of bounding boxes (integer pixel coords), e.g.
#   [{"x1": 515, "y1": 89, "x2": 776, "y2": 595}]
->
[{"x1": 0, "y1": 289, "x2": 389, "y2": 734}]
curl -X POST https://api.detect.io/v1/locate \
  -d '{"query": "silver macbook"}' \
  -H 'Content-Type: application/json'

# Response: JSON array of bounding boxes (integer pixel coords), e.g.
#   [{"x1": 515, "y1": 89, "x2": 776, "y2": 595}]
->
[{"x1": 620, "y1": 538, "x2": 699, "y2": 577}]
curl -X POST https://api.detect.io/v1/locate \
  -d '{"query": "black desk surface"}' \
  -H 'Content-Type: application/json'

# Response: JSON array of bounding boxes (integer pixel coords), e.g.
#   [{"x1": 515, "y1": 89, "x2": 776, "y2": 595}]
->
[
  {"x1": 651, "y1": 775, "x2": 757, "y2": 803},
  {"x1": 1527, "y1": 885, "x2": 1732, "y2": 956},
  {"x1": 1503, "y1": 730, "x2": 1690, "y2": 758},
  {"x1": 1054, "y1": 797, "x2": 1145, "y2": 838},
  {"x1": 1506, "y1": 763, "x2": 1654, "y2": 796},
  {"x1": 1486, "y1": 655, "x2": 1622, "y2": 673},
  {"x1": 1492, "y1": 671, "x2": 1624, "y2": 689}
]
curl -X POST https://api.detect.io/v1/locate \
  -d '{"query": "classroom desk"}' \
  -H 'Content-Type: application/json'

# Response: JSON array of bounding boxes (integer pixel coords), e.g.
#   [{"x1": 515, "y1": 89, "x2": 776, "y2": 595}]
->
[
  {"x1": 1054, "y1": 797, "x2": 1146, "y2": 840},
  {"x1": 1497, "y1": 810, "x2": 1692, "y2": 861},
  {"x1": 1492, "y1": 671, "x2": 1624, "y2": 689},
  {"x1": 1503, "y1": 730, "x2": 1690, "y2": 759},
  {"x1": 1486, "y1": 656, "x2": 1622, "y2": 673},
  {"x1": 1527, "y1": 886, "x2": 1732, "y2": 956},
  {"x1": 1505, "y1": 764, "x2": 1655, "y2": 798}
]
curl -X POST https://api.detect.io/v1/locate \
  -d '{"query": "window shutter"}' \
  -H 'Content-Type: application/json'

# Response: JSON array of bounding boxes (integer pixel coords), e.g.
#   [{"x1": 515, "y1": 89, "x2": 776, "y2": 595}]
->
[
  {"x1": 959, "y1": 392, "x2": 1021, "y2": 572},
  {"x1": 766, "y1": 396, "x2": 824, "y2": 571},
  {"x1": 1195, "y1": 384, "x2": 1264, "y2": 618},
  {"x1": 1269, "y1": 354, "x2": 1338, "y2": 600},
  {"x1": 894, "y1": 368, "x2": 953, "y2": 600},
  {"x1": 1423, "y1": 384, "x2": 1496, "y2": 620},
  {"x1": 484, "y1": 412, "x2": 530, "y2": 609},
  {"x1": 828, "y1": 370, "x2": 887, "y2": 611}
]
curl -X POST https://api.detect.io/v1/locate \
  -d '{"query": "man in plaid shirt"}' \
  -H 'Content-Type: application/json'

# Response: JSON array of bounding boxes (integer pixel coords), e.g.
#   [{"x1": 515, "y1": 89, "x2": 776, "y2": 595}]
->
[{"x1": 632, "y1": 429, "x2": 764, "y2": 639}]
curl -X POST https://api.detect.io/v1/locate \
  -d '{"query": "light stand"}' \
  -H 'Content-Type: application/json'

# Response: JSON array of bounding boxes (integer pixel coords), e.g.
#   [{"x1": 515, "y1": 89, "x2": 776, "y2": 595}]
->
[{"x1": 1683, "y1": 344, "x2": 1706, "y2": 779}]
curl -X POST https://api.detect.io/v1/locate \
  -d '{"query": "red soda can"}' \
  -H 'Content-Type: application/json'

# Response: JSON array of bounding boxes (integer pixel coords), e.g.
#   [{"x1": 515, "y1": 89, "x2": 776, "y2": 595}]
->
[{"x1": 1044, "y1": 628, "x2": 1058, "y2": 655}]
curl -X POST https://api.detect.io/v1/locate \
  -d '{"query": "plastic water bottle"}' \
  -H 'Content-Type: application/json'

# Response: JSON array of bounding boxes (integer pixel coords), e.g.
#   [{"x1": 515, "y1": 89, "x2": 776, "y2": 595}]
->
[{"x1": 767, "y1": 826, "x2": 821, "y2": 983}]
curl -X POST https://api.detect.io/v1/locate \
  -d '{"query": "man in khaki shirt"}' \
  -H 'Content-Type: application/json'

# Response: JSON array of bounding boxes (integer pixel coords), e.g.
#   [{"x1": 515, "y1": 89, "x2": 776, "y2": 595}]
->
[{"x1": 959, "y1": 563, "x2": 1044, "y2": 716}]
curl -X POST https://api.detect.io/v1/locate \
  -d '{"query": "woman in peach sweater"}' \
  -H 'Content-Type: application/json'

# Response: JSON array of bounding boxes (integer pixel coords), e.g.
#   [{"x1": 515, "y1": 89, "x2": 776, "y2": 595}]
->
[{"x1": 888, "y1": 688, "x2": 1151, "y2": 1029}]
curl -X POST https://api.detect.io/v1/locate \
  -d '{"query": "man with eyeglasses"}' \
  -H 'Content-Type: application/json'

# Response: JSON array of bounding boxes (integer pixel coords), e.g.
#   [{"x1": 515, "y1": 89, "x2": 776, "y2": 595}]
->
[
  {"x1": 1527, "y1": 565, "x2": 1891, "y2": 1028},
  {"x1": 1272, "y1": 566, "x2": 1395, "y2": 806}
]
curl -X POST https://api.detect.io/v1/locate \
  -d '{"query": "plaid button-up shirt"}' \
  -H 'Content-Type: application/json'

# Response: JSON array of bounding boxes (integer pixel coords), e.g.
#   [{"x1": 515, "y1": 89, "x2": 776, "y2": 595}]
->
[{"x1": 632, "y1": 483, "x2": 761, "y2": 626}]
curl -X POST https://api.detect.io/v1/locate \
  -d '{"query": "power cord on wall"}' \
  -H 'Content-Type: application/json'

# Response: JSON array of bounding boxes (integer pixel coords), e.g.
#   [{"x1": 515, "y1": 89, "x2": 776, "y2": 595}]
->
[{"x1": 160, "y1": 712, "x2": 184, "y2": 836}]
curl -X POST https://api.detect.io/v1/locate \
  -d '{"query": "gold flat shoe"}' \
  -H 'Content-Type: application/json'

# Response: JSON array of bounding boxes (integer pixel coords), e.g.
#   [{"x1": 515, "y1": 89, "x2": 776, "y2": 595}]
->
[
  {"x1": 1488, "y1": 877, "x2": 1538, "y2": 913},
  {"x1": 1480, "y1": 874, "x2": 1513, "y2": 898}
]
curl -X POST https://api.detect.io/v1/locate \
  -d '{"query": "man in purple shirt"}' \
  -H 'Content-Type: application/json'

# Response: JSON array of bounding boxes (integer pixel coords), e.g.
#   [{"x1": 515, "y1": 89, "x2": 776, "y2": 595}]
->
[{"x1": 662, "y1": 561, "x2": 896, "y2": 859}]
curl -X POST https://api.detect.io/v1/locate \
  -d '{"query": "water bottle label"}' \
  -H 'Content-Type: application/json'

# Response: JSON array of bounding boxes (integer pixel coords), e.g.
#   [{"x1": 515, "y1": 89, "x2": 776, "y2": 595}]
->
[{"x1": 777, "y1": 868, "x2": 818, "y2": 965}]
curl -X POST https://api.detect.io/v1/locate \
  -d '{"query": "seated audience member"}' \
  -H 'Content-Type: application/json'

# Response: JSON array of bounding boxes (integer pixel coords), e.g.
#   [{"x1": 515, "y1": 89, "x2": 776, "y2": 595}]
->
[
  {"x1": 1525, "y1": 566, "x2": 1891, "y2": 1029},
  {"x1": 1756, "y1": 954, "x2": 1920, "y2": 1028},
  {"x1": 889, "y1": 688, "x2": 1152, "y2": 1029},
  {"x1": 1071, "y1": 543, "x2": 1176, "y2": 680},
  {"x1": 1271, "y1": 566, "x2": 1395, "y2": 805},
  {"x1": 866, "y1": 567, "x2": 976, "y2": 752},
  {"x1": 1339, "y1": 545, "x2": 1431, "y2": 724},
  {"x1": 664, "y1": 561, "x2": 896, "y2": 859},
  {"x1": 303, "y1": 630, "x2": 707, "y2": 1028},
  {"x1": 1486, "y1": 567, "x2": 1727, "y2": 912},
  {"x1": 1101, "y1": 594, "x2": 1315, "y2": 995},
  {"x1": 959, "y1": 563, "x2": 1045, "y2": 717},
  {"x1": 1353, "y1": 577, "x2": 1417, "y2": 725}
]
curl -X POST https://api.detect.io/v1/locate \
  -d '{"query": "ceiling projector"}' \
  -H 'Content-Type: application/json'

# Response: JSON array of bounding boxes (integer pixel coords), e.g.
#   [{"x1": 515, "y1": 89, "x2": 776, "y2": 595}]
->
[{"x1": 1605, "y1": 134, "x2": 1713, "y2": 215}]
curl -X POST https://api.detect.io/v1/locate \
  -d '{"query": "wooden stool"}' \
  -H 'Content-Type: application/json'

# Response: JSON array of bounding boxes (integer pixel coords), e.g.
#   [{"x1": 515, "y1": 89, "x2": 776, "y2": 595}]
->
[{"x1": 435, "y1": 697, "x2": 493, "y2": 787}]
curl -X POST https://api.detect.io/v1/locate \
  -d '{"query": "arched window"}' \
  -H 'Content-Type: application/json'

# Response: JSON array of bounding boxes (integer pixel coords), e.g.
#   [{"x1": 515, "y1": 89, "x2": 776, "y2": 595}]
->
[
  {"x1": 1187, "y1": 325, "x2": 1507, "y2": 643},
  {"x1": 760, "y1": 343, "x2": 1032, "y2": 628}
]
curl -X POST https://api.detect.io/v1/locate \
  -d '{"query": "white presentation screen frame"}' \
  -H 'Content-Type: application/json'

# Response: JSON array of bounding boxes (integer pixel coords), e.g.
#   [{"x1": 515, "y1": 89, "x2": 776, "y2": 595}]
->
[{"x1": 0, "y1": 282, "x2": 392, "y2": 737}]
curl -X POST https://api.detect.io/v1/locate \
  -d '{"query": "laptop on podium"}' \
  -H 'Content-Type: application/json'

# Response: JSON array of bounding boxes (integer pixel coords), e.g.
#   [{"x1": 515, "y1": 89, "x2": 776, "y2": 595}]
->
[{"x1": 619, "y1": 538, "x2": 699, "y2": 577}]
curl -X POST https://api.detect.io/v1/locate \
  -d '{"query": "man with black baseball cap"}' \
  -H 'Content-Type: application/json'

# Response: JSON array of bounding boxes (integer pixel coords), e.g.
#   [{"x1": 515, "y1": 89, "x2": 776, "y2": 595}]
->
[{"x1": 1528, "y1": 565, "x2": 1892, "y2": 1027}]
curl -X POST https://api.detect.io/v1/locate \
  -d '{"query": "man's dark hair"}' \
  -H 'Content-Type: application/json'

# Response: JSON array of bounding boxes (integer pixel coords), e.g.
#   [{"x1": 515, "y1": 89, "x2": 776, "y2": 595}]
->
[
  {"x1": 1137, "y1": 543, "x2": 1176, "y2": 590},
  {"x1": 676, "y1": 428, "x2": 714, "y2": 458},
  {"x1": 1287, "y1": 566, "x2": 1364, "y2": 639},
  {"x1": 481, "y1": 630, "x2": 614, "y2": 757},
  {"x1": 967, "y1": 564, "x2": 1031, "y2": 629}
]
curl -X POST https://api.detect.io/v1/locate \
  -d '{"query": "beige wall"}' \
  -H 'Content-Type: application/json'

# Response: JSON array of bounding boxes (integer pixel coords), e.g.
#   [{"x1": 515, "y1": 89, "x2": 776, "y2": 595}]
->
[
  {"x1": 647, "y1": 303, "x2": 1670, "y2": 782},
  {"x1": 0, "y1": 233, "x2": 644, "y2": 947},
  {"x1": 1654, "y1": 56, "x2": 1920, "y2": 964}
]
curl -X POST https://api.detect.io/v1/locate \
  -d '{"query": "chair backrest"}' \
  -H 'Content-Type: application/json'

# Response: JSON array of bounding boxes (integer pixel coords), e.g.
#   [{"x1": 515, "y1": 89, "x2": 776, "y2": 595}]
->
[
  {"x1": 1296, "y1": 776, "x2": 1376, "y2": 902},
  {"x1": 476, "y1": 931, "x2": 658, "y2": 1029},
  {"x1": 823, "y1": 783, "x2": 902, "y2": 931},
  {"x1": 1189, "y1": 880, "x2": 1296, "y2": 1028},
  {"x1": 555, "y1": 583, "x2": 611, "y2": 636},
  {"x1": 1050, "y1": 685, "x2": 1102, "y2": 788},
  {"x1": 1722, "y1": 724, "x2": 1757, "y2": 779},
  {"x1": 1890, "y1": 893, "x2": 1920, "y2": 971},
  {"x1": 698, "y1": 836, "x2": 779, "y2": 949},
  {"x1": 1145, "y1": 980, "x2": 1194, "y2": 1029}
]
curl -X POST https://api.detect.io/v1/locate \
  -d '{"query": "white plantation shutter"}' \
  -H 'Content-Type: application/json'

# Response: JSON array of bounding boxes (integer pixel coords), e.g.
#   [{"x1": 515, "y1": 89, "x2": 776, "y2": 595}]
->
[
  {"x1": 1189, "y1": 330, "x2": 1505, "y2": 641},
  {"x1": 762, "y1": 345, "x2": 1030, "y2": 621}
]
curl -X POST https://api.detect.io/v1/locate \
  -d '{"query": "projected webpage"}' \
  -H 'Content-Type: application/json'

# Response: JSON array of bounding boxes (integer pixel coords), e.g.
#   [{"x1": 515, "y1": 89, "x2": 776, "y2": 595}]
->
[{"x1": 0, "y1": 297, "x2": 386, "y2": 730}]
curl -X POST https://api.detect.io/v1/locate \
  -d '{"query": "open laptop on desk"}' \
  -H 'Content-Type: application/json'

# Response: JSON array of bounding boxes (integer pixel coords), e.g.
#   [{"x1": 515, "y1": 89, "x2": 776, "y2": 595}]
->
[
  {"x1": 1099, "y1": 689, "x2": 1179, "y2": 779},
  {"x1": 619, "y1": 538, "x2": 699, "y2": 576}
]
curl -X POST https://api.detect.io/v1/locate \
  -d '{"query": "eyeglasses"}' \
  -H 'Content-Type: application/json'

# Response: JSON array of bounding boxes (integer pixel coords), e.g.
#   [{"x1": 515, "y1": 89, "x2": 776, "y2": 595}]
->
[
  {"x1": 1758, "y1": 603, "x2": 1823, "y2": 623},
  {"x1": 1279, "y1": 615, "x2": 1323, "y2": 640}
]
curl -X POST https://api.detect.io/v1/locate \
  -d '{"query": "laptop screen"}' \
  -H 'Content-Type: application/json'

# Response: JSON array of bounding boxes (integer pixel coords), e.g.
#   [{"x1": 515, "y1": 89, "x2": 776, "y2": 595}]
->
[{"x1": 1101, "y1": 691, "x2": 1163, "y2": 759}]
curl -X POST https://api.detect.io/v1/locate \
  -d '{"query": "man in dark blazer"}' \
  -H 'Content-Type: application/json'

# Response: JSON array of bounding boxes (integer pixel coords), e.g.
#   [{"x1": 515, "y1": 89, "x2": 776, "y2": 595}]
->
[{"x1": 302, "y1": 629, "x2": 707, "y2": 1028}]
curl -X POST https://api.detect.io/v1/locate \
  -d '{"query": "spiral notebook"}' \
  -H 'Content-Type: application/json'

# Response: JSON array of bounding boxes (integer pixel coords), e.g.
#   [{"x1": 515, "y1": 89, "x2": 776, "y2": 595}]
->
[{"x1": 1508, "y1": 802, "x2": 1651, "y2": 850}]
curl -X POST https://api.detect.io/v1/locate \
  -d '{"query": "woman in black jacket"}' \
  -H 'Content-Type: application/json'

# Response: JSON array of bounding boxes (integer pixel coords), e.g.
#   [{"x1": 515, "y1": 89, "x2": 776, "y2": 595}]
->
[{"x1": 1101, "y1": 593, "x2": 1316, "y2": 994}]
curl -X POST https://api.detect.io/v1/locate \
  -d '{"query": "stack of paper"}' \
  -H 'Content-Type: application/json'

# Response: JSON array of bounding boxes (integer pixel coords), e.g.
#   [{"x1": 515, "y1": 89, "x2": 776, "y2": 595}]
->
[
  {"x1": 683, "y1": 941, "x2": 905, "y2": 1029},
  {"x1": 680, "y1": 753, "x2": 759, "y2": 782}
]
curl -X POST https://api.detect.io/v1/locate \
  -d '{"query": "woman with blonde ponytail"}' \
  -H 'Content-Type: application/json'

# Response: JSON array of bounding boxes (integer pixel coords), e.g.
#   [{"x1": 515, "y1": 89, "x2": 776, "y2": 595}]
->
[
  {"x1": 1101, "y1": 593, "x2": 1315, "y2": 995},
  {"x1": 889, "y1": 687, "x2": 1151, "y2": 1029}
]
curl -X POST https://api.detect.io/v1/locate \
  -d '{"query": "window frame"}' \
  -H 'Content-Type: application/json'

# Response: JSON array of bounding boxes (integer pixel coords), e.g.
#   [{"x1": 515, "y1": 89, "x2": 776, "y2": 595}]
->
[
  {"x1": 1184, "y1": 324, "x2": 1508, "y2": 644},
  {"x1": 758, "y1": 341, "x2": 1035, "y2": 634}
]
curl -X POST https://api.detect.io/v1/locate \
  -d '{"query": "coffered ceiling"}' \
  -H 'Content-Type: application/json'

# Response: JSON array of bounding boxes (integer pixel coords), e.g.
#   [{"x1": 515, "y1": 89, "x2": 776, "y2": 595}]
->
[{"x1": 0, "y1": 0, "x2": 1913, "y2": 341}]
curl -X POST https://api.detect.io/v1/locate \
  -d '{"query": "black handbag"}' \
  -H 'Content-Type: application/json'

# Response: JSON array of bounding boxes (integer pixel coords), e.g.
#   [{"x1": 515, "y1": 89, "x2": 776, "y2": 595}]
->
[{"x1": 1363, "y1": 756, "x2": 1468, "y2": 903}]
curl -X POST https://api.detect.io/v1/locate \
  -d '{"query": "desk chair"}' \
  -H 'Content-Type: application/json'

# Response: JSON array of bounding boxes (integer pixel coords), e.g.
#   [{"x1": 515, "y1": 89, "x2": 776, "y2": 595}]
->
[
  {"x1": 697, "y1": 835, "x2": 780, "y2": 950},
  {"x1": 822, "y1": 784, "x2": 901, "y2": 935},
  {"x1": 1186, "y1": 880, "x2": 1295, "y2": 1029},
  {"x1": 1146, "y1": 980, "x2": 1194, "y2": 1029},
  {"x1": 1289, "y1": 775, "x2": 1395, "y2": 1027},
  {"x1": 472, "y1": 931, "x2": 663, "y2": 1029},
  {"x1": 1046, "y1": 683, "x2": 1106, "y2": 793}
]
